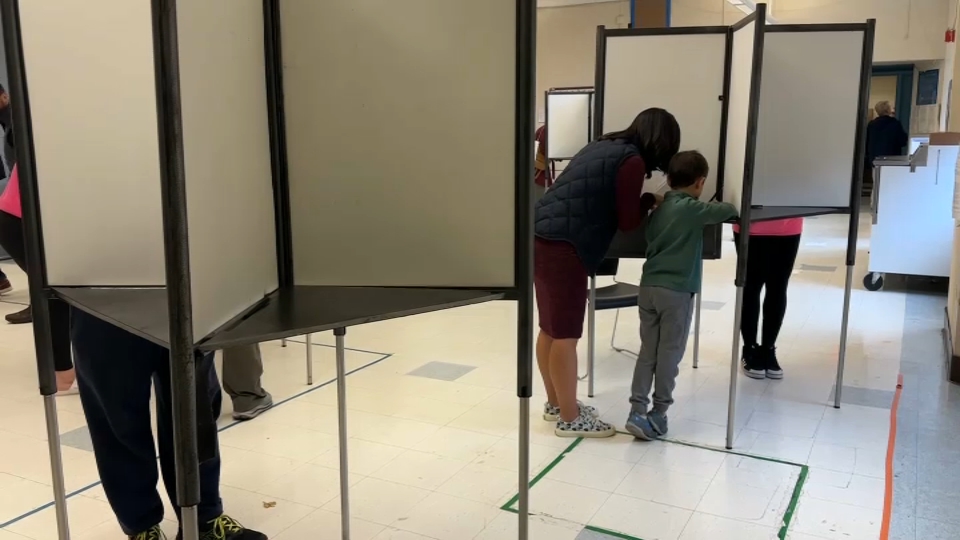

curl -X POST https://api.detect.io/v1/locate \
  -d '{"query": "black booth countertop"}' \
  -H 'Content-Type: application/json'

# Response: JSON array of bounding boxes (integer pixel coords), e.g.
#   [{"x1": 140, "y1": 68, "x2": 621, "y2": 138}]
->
[{"x1": 54, "y1": 285, "x2": 506, "y2": 351}]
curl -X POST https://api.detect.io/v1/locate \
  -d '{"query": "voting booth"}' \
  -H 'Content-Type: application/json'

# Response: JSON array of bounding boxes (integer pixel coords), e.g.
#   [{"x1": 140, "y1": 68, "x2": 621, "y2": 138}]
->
[
  {"x1": 595, "y1": 4, "x2": 875, "y2": 450},
  {"x1": 2, "y1": 0, "x2": 537, "y2": 539},
  {"x1": 544, "y1": 86, "x2": 594, "y2": 161}
]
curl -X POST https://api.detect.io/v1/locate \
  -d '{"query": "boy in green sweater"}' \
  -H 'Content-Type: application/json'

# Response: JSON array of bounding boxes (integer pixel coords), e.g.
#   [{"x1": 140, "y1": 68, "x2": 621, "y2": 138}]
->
[{"x1": 626, "y1": 150, "x2": 738, "y2": 441}]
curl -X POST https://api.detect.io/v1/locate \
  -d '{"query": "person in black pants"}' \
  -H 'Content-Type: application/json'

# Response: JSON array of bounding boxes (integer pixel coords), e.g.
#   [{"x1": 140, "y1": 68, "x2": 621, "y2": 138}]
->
[
  {"x1": 734, "y1": 218, "x2": 803, "y2": 380},
  {"x1": 71, "y1": 310, "x2": 267, "y2": 540}
]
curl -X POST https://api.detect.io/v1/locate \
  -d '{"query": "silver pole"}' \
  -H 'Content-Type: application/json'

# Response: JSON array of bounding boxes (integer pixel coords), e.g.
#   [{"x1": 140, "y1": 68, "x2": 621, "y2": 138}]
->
[
  {"x1": 305, "y1": 334, "x2": 314, "y2": 385},
  {"x1": 335, "y1": 329, "x2": 351, "y2": 540},
  {"x1": 834, "y1": 264, "x2": 854, "y2": 409},
  {"x1": 281, "y1": 338, "x2": 287, "y2": 348},
  {"x1": 181, "y1": 507, "x2": 199, "y2": 540},
  {"x1": 693, "y1": 288, "x2": 702, "y2": 369},
  {"x1": 725, "y1": 286, "x2": 744, "y2": 449},
  {"x1": 587, "y1": 276, "x2": 596, "y2": 398},
  {"x1": 43, "y1": 395, "x2": 71, "y2": 540},
  {"x1": 518, "y1": 397, "x2": 530, "y2": 540}
]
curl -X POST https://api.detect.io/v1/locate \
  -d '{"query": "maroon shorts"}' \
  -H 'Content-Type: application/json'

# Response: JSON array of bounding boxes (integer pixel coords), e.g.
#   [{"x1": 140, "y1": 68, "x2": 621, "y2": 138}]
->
[{"x1": 534, "y1": 238, "x2": 588, "y2": 339}]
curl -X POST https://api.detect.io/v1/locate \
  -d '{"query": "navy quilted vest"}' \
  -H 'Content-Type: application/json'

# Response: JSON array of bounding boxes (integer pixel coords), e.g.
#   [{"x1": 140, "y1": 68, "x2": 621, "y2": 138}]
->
[{"x1": 534, "y1": 139, "x2": 640, "y2": 272}]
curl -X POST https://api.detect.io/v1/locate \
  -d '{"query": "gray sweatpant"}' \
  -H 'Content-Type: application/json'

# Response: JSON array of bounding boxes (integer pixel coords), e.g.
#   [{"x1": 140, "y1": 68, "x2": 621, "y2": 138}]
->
[
  {"x1": 630, "y1": 286, "x2": 694, "y2": 414},
  {"x1": 222, "y1": 344, "x2": 269, "y2": 413}
]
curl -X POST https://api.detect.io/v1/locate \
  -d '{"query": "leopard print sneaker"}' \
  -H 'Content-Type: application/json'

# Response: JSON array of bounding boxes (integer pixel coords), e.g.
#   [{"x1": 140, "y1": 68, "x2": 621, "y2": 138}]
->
[
  {"x1": 555, "y1": 411, "x2": 615, "y2": 438},
  {"x1": 543, "y1": 401, "x2": 599, "y2": 421}
]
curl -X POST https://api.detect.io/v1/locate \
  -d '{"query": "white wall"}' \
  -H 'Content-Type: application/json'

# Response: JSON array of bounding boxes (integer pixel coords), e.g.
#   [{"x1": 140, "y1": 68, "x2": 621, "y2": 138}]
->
[
  {"x1": 536, "y1": 2, "x2": 629, "y2": 122},
  {"x1": 673, "y1": 0, "x2": 950, "y2": 63}
]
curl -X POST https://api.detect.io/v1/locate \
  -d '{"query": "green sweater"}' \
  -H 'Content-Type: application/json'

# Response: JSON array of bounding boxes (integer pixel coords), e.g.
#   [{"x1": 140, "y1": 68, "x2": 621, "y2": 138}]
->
[{"x1": 641, "y1": 191, "x2": 738, "y2": 293}]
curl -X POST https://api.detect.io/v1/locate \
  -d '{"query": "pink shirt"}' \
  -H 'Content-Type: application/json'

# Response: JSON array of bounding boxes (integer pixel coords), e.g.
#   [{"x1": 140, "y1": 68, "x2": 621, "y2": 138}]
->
[
  {"x1": 0, "y1": 165, "x2": 21, "y2": 218},
  {"x1": 733, "y1": 217, "x2": 803, "y2": 236}
]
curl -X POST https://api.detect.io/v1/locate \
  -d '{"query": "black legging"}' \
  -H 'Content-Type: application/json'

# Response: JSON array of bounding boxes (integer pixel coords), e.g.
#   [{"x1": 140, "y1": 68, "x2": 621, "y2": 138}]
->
[
  {"x1": 0, "y1": 210, "x2": 73, "y2": 371},
  {"x1": 734, "y1": 233, "x2": 801, "y2": 348}
]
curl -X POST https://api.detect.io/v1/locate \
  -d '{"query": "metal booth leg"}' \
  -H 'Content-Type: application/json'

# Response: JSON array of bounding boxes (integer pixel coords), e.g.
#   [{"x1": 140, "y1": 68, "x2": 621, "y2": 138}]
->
[
  {"x1": 43, "y1": 395, "x2": 71, "y2": 539},
  {"x1": 587, "y1": 275, "x2": 596, "y2": 398},
  {"x1": 693, "y1": 289, "x2": 702, "y2": 369},
  {"x1": 334, "y1": 328, "x2": 351, "y2": 539},
  {"x1": 305, "y1": 333, "x2": 314, "y2": 385},
  {"x1": 518, "y1": 397, "x2": 531, "y2": 539},
  {"x1": 834, "y1": 265, "x2": 855, "y2": 409},
  {"x1": 281, "y1": 338, "x2": 287, "y2": 347},
  {"x1": 725, "y1": 286, "x2": 745, "y2": 450}
]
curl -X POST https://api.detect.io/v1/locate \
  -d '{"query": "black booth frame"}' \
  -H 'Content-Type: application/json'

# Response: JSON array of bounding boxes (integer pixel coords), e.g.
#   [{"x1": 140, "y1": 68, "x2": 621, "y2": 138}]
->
[
  {"x1": 722, "y1": 6, "x2": 877, "y2": 449},
  {"x1": 593, "y1": 24, "x2": 733, "y2": 261},
  {"x1": 1, "y1": 0, "x2": 538, "y2": 538}
]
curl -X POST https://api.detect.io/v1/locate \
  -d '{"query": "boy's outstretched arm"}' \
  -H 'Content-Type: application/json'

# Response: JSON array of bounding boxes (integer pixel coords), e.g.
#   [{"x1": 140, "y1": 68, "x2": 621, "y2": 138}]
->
[{"x1": 684, "y1": 198, "x2": 739, "y2": 225}]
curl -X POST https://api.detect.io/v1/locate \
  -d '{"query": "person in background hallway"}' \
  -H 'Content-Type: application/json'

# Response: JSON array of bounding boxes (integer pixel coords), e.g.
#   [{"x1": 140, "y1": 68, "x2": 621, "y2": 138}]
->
[
  {"x1": 0, "y1": 165, "x2": 76, "y2": 392},
  {"x1": 735, "y1": 217, "x2": 802, "y2": 380},
  {"x1": 71, "y1": 310, "x2": 267, "y2": 540},
  {"x1": 626, "y1": 151, "x2": 738, "y2": 440},
  {"x1": 534, "y1": 108, "x2": 679, "y2": 438},
  {"x1": 222, "y1": 344, "x2": 274, "y2": 421},
  {"x1": 864, "y1": 100, "x2": 908, "y2": 193},
  {"x1": 534, "y1": 125, "x2": 551, "y2": 200},
  {"x1": 0, "y1": 83, "x2": 16, "y2": 296}
]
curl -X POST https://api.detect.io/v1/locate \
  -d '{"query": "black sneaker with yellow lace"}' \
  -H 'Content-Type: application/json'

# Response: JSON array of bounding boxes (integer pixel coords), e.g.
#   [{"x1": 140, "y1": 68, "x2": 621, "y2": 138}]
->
[
  {"x1": 129, "y1": 525, "x2": 166, "y2": 540},
  {"x1": 176, "y1": 515, "x2": 267, "y2": 540}
]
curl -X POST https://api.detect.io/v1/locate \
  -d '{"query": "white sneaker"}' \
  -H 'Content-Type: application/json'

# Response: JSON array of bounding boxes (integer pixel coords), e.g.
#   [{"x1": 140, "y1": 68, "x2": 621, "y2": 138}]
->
[
  {"x1": 555, "y1": 412, "x2": 615, "y2": 438},
  {"x1": 543, "y1": 401, "x2": 598, "y2": 421}
]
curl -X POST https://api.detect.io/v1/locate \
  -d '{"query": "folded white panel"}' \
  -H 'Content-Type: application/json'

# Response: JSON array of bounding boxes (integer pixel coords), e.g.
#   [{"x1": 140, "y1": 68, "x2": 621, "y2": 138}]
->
[
  {"x1": 282, "y1": 0, "x2": 516, "y2": 288},
  {"x1": 722, "y1": 20, "x2": 757, "y2": 212},
  {"x1": 547, "y1": 92, "x2": 592, "y2": 159},
  {"x1": 603, "y1": 33, "x2": 726, "y2": 200},
  {"x1": 20, "y1": 0, "x2": 165, "y2": 286},
  {"x1": 178, "y1": 0, "x2": 278, "y2": 339},
  {"x1": 752, "y1": 30, "x2": 865, "y2": 208}
]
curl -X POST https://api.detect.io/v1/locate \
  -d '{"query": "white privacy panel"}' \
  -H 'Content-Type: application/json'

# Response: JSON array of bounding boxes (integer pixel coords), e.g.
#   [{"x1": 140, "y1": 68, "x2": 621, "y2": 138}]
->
[
  {"x1": 283, "y1": 0, "x2": 516, "y2": 288},
  {"x1": 20, "y1": 0, "x2": 165, "y2": 286},
  {"x1": 752, "y1": 30, "x2": 865, "y2": 208},
  {"x1": 722, "y1": 20, "x2": 757, "y2": 213},
  {"x1": 178, "y1": 0, "x2": 278, "y2": 339},
  {"x1": 603, "y1": 33, "x2": 726, "y2": 200},
  {"x1": 547, "y1": 92, "x2": 592, "y2": 159}
]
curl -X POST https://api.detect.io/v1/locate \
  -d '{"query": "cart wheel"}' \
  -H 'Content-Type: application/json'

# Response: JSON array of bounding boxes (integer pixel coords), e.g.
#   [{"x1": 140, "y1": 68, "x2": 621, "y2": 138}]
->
[{"x1": 863, "y1": 272, "x2": 884, "y2": 291}]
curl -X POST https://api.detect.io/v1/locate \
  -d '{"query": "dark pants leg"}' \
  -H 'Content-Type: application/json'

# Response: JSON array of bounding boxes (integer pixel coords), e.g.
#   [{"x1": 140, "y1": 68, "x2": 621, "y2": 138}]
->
[
  {"x1": 759, "y1": 235, "x2": 801, "y2": 347},
  {"x1": 734, "y1": 232, "x2": 766, "y2": 347},
  {"x1": 0, "y1": 210, "x2": 72, "y2": 370},
  {"x1": 0, "y1": 210, "x2": 26, "y2": 270},
  {"x1": 72, "y1": 310, "x2": 223, "y2": 535},
  {"x1": 734, "y1": 234, "x2": 801, "y2": 348}
]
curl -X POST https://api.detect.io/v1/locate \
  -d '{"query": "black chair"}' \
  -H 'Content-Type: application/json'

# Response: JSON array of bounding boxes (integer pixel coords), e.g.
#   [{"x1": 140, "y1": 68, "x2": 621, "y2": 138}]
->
[{"x1": 583, "y1": 258, "x2": 703, "y2": 398}]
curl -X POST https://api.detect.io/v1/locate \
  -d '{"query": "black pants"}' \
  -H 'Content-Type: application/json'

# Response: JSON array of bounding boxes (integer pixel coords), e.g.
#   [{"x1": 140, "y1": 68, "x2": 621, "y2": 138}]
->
[
  {"x1": 0, "y1": 210, "x2": 73, "y2": 371},
  {"x1": 72, "y1": 310, "x2": 223, "y2": 535},
  {"x1": 734, "y1": 233, "x2": 801, "y2": 347}
]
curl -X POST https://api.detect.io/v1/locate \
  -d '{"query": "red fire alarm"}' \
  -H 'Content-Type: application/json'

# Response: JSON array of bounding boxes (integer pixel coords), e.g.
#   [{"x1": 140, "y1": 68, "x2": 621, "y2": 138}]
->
[{"x1": 947, "y1": 28, "x2": 957, "y2": 43}]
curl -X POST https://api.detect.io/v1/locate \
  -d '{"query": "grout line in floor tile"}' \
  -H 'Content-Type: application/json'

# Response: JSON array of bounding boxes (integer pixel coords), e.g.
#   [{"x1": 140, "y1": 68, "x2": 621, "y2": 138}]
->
[{"x1": 0, "y1": 349, "x2": 394, "y2": 531}]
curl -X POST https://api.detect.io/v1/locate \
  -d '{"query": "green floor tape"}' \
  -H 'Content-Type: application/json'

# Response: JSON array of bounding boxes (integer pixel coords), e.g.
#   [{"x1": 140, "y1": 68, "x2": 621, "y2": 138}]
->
[{"x1": 501, "y1": 435, "x2": 808, "y2": 540}]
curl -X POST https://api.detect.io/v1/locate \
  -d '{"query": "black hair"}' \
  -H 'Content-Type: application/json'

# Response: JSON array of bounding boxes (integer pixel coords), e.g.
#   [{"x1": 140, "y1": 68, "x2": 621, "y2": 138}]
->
[
  {"x1": 600, "y1": 108, "x2": 680, "y2": 177},
  {"x1": 667, "y1": 150, "x2": 709, "y2": 189}
]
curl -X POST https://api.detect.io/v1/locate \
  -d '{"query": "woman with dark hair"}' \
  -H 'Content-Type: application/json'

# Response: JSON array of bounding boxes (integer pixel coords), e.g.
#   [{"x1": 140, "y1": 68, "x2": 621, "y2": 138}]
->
[{"x1": 533, "y1": 108, "x2": 681, "y2": 438}]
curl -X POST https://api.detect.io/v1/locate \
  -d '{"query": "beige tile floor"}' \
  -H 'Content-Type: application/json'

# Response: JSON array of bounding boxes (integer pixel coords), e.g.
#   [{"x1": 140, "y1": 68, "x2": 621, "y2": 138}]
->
[{"x1": 0, "y1": 214, "x2": 900, "y2": 539}]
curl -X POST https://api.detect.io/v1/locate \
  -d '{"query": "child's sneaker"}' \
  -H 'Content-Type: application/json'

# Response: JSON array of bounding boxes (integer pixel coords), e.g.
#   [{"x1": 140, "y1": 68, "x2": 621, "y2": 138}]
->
[
  {"x1": 647, "y1": 409, "x2": 668, "y2": 436},
  {"x1": 741, "y1": 344, "x2": 766, "y2": 379},
  {"x1": 625, "y1": 411, "x2": 659, "y2": 441},
  {"x1": 763, "y1": 346, "x2": 784, "y2": 379},
  {"x1": 130, "y1": 525, "x2": 166, "y2": 540},
  {"x1": 555, "y1": 411, "x2": 615, "y2": 438},
  {"x1": 543, "y1": 401, "x2": 598, "y2": 421}
]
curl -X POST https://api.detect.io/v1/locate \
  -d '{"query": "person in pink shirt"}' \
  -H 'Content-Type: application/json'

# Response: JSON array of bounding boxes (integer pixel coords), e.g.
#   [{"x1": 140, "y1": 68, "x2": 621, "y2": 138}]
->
[
  {"x1": 733, "y1": 218, "x2": 803, "y2": 380},
  {"x1": 0, "y1": 164, "x2": 77, "y2": 392}
]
